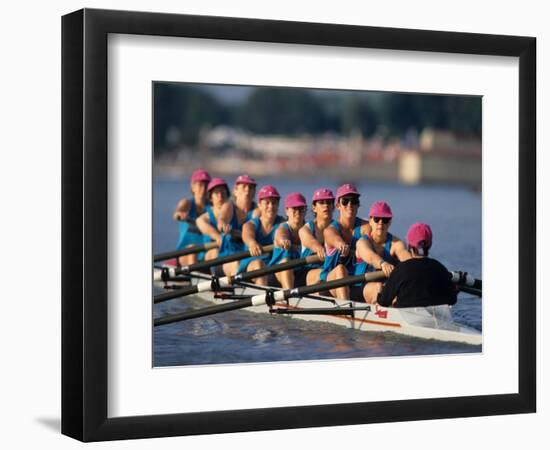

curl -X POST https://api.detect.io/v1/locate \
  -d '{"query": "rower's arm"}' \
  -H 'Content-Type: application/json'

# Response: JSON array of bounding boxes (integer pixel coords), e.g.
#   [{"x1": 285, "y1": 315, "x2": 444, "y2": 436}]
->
[
  {"x1": 299, "y1": 224, "x2": 322, "y2": 252},
  {"x1": 242, "y1": 221, "x2": 258, "y2": 247},
  {"x1": 173, "y1": 198, "x2": 191, "y2": 221},
  {"x1": 274, "y1": 225, "x2": 291, "y2": 248},
  {"x1": 356, "y1": 238, "x2": 386, "y2": 268},
  {"x1": 196, "y1": 212, "x2": 222, "y2": 244},
  {"x1": 391, "y1": 239, "x2": 412, "y2": 262},
  {"x1": 323, "y1": 225, "x2": 345, "y2": 249},
  {"x1": 217, "y1": 201, "x2": 234, "y2": 233}
]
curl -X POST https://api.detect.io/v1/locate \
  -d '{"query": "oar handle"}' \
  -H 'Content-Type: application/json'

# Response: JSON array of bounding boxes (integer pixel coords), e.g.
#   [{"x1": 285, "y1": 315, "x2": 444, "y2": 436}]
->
[
  {"x1": 154, "y1": 298, "x2": 254, "y2": 326},
  {"x1": 177, "y1": 245, "x2": 275, "y2": 274}
]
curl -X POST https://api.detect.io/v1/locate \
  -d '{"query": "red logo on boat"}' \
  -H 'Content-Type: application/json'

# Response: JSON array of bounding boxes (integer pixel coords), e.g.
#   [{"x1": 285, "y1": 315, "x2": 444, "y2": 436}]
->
[{"x1": 374, "y1": 308, "x2": 388, "y2": 319}]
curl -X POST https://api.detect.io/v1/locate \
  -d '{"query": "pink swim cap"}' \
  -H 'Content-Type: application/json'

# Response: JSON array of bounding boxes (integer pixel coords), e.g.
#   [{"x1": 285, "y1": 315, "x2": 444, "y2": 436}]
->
[
  {"x1": 284, "y1": 192, "x2": 307, "y2": 209},
  {"x1": 190, "y1": 169, "x2": 211, "y2": 183},
  {"x1": 311, "y1": 188, "x2": 335, "y2": 203},
  {"x1": 258, "y1": 185, "x2": 281, "y2": 201},
  {"x1": 207, "y1": 177, "x2": 229, "y2": 192},
  {"x1": 406, "y1": 222, "x2": 433, "y2": 249},
  {"x1": 369, "y1": 201, "x2": 393, "y2": 218},
  {"x1": 235, "y1": 174, "x2": 257, "y2": 186},
  {"x1": 336, "y1": 183, "x2": 360, "y2": 201}
]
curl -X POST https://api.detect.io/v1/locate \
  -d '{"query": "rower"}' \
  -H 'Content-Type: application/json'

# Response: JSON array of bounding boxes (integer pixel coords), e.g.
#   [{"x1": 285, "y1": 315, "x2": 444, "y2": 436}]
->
[
  {"x1": 173, "y1": 168, "x2": 211, "y2": 265},
  {"x1": 269, "y1": 192, "x2": 308, "y2": 289},
  {"x1": 356, "y1": 201, "x2": 412, "y2": 303},
  {"x1": 376, "y1": 222, "x2": 458, "y2": 307},
  {"x1": 195, "y1": 177, "x2": 232, "y2": 261},
  {"x1": 321, "y1": 183, "x2": 371, "y2": 300},
  {"x1": 298, "y1": 188, "x2": 335, "y2": 286},
  {"x1": 238, "y1": 185, "x2": 285, "y2": 285},
  {"x1": 219, "y1": 174, "x2": 260, "y2": 276}
]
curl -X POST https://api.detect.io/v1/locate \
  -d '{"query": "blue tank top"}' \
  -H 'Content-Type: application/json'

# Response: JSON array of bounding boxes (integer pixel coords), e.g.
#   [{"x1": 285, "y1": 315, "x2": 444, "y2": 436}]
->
[
  {"x1": 228, "y1": 201, "x2": 257, "y2": 231},
  {"x1": 250, "y1": 215, "x2": 284, "y2": 245},
  {"x1": 363, "y1": 232, "x2": 399, "y2": 271}
]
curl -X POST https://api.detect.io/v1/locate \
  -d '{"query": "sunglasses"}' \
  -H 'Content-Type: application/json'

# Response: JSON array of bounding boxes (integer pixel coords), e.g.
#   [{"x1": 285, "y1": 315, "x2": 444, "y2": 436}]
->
[
  {"x1": 339, "y1": 197, "x2": 360, "y2": 206},
  {"x1": 290, "y1": 206, "x2": 307, "y2": 213},
  {"x1": 371, "y1": 217, "x2": 391, "y2": 224}
]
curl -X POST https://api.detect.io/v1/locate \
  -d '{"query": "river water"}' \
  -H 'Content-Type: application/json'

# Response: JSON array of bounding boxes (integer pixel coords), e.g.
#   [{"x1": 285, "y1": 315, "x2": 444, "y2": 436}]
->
[{"x1": 153, "y1": 177, "x2": 482, "y2": 367}]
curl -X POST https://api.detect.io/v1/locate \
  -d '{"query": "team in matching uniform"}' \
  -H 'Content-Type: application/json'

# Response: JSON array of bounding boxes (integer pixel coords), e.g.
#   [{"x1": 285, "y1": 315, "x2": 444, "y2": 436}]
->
[{"x1": 173, "y1": 169, "x2": 457, "y2": 307}]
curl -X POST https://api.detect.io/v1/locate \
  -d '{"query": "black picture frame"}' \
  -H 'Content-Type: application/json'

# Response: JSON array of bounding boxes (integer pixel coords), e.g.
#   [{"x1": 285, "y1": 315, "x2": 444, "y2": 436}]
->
[{"x1": 61, "y1": 8, "x2": 536, "y2": 442}]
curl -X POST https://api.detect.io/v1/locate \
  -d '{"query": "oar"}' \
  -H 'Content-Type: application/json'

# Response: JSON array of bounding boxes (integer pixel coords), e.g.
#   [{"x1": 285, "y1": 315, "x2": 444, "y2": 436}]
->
[
  {"x1": 154, "y1": 242, "x2": 219, "y2": 262},
  {"x1": 155, "y1": 245, "x2": 275, "y2": 281},
  {"x1": 154, "y1": 254, "x2": 322, "y2": 303},
  {"x1": 450, "y1": 271, "x2": 482, "y2": 297},
  {"x1": 154, "y1": 271, "x2": 386, "y2": 326},
  {"x1": 154, "y1": 230, "x2": 243, "y2": 262}
]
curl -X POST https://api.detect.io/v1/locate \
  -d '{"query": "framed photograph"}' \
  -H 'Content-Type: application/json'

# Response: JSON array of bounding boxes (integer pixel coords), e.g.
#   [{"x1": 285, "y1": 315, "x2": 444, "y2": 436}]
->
[{"x1": 62, "y1": 8, "x2": 536, "y2": 442}]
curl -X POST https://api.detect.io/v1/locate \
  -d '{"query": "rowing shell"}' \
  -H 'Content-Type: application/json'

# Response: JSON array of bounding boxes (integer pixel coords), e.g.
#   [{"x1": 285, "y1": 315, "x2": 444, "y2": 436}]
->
[{"x1": 154, "y1": 266, "x2": 482, "y2": 346}]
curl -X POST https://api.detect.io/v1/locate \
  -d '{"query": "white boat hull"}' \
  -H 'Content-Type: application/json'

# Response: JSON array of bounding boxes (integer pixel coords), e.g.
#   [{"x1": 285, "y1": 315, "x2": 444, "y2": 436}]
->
[{"x1": 154, "y1": 268, "x2": 482, "y2": 346}]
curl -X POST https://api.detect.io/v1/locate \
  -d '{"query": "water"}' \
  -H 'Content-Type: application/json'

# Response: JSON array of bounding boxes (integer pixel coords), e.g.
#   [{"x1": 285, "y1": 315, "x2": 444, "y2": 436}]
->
[{"x1": 153, "y1": 177, "x2": 482, "y2": 367}]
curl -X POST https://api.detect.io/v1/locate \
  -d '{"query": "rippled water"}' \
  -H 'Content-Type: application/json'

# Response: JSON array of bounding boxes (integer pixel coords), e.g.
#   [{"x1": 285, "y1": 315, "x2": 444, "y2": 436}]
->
[{"x1": 153, "y1": 177, "x2": 482, "y2": 367}]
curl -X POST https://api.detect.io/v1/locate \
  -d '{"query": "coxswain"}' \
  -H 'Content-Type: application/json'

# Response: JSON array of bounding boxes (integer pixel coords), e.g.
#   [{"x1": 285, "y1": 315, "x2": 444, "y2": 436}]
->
[
  {"x1": 355, "y1": 201, "x2": 411, "y2": 303},
  {"x1": 376, "y1": 222, "x2": 458, "y2": 307},
  {"x1": 238, "y1": 185, "x2": 285, "y2": 285},
  {"x1": 298, "y1": 188, "x2": 335, "y2": 285},
  {"x1": 173, "y1": 168, "x2": 211, "y2": 265},
  {"x1": 321, "y1": 183, "x2": 371, "y2": 300},
  {"x1": 269, "y1": 192, "x2": 308, "y2": 289}
]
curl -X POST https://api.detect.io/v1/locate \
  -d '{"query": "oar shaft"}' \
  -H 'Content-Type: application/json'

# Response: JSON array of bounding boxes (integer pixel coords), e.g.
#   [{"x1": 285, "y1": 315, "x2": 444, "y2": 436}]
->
[
  {"x1": 235, "y1": 255, "x2": 321, "y2": 282},
  {"x1": 154, "y1": 241, "x2": 218, "y2": 262},
  {"x1": 289, "y1": 270, "x2": 386, "y2": 298},
  {"x1": 154, "y1": 298, "x2": 253, "y2": 326},
  {"x1": 177, "y1": 245, "x2": 274, "y2": 274}
]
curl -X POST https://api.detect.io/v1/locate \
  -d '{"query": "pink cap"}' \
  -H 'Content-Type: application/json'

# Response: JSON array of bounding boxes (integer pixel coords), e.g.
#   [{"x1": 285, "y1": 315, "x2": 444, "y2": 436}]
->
[
  {"x1": 235, "y1": 174, "x2": 257, "y2": 186},
  {"x1": 369, "y1": 201, "x2": 393, "y2": 218},
  {"x1": 207, "y1": 177, "x2": 229, "y2": 192},
  {"x1": 190, "y1": 169, "x2": 211, "y2": 183},
  {"x1": 284, "y1": 192, "x2": 307, "y2": 209},
  {"x1": 312, "y1": 188, "x2": 335, "y2": 203},
  {"x1": 406, "y1": 222, "x2": 433, "y2": 249},
  {"x1": 258, "y1": 185, "x2": 281, "y2": 201},
  {"x1": 336, "y1": 183, "x2": 360, "y2": 201}
]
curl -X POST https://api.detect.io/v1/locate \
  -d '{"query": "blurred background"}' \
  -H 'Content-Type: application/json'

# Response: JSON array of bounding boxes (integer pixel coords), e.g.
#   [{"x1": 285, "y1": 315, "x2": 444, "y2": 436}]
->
[{"x1": 153, "y1": 83, "x2": 481, "y2": 189}]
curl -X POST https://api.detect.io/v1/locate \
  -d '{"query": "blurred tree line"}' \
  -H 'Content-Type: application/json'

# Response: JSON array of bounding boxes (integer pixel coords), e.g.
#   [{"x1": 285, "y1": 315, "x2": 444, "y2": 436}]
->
[{"x1": 154, "y1": 83, "x2": 481, "y2": 153}]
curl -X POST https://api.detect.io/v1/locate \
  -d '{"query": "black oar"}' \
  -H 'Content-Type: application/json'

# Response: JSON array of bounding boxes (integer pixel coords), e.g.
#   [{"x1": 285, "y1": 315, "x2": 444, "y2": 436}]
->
[
  {"x1": 451, "y1": 271, "x2": 481, "y2": 290},
  {"x1": 154, "y1": 230, "x2": 243, "y2": 262},
  {"x1": 154, "y1": 271, "x2": 386, "y2": 326},
  {"x1": 156, "y1": 245, "x2": 276, "y2": 281},
  {"x1": 154, "y1": 254, "x2": 322, "y2": 303},
  {"x1": 154, "y1": 242, "x2": 219, "y2": 262}
]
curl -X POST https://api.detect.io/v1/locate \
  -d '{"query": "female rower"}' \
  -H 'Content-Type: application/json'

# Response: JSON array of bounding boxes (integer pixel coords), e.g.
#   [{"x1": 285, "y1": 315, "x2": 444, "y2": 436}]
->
[
  {"x1": 298, "y1": 188, "x2": 335, "y2": 285},
  {"x1": 355, "y1": 201, "x2": 411, "y2": 303},
  {"x1": 173, "y1": 168, "x2": 211, "y2": 265},
  {"x1": 219, "y1": 174, "x2": 260, "y2": 276},
  {"x1": 321, "y1": 183, "x2": 371, "y2": 300},
  {"x1": 237, "y1": 185, "x2": 285, "y2": 285},
  {"x1": 376, "y1": 223, "x2": 457, "y2": 307},
  {"x1": 269, "y1": 192, "x2": 308, "y2": 289},
  {"x1": 195, "y1": 177, "x2": 232, "y2": 261}
]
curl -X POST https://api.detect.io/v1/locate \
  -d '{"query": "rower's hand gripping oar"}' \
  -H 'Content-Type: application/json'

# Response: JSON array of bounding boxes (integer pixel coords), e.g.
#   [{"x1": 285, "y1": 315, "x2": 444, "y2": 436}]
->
[
  {"x1": 154, "y1": 271, "x2": 386, "y2": 326},
  {"x1": 154, "y1": 254, "x2": 322, "y2": 303},
  {"x1": 153, "y1": 230, "x2": 243, "y2": 262}
]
